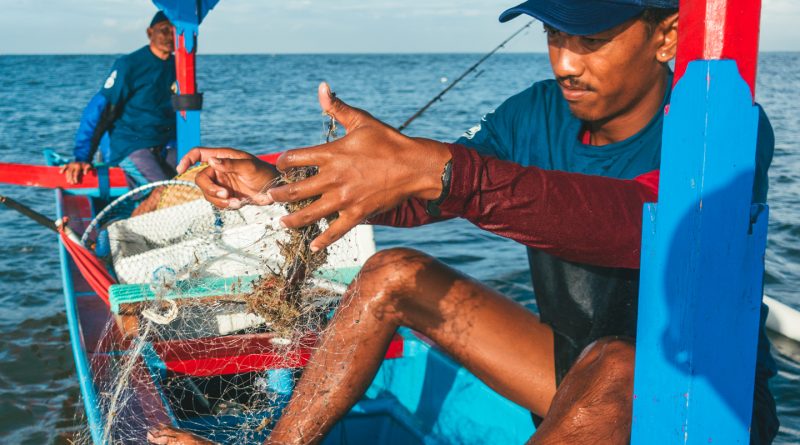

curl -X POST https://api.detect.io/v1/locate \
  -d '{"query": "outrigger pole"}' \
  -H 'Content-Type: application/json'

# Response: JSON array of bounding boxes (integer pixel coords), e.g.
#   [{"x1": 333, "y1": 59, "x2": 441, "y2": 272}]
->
[
  {"x1": 153, "y1": 0, "x2": 221, "y2": 160},
  {"x1": 632, "y1": 0, "x2": 766, "y2": 443}
]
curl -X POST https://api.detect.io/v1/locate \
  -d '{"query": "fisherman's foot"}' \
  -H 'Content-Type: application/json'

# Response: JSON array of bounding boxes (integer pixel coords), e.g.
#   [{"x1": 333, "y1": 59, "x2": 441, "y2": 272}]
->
[{"x1": 147, "y1": 426, "x2": 216, "y2": 445}]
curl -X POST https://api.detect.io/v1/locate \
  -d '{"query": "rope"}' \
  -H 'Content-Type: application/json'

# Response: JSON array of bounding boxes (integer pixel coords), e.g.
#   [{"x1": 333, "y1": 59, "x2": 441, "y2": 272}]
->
[{"x1": 58, "y1": 221, "x2": 116, "y2": 306}]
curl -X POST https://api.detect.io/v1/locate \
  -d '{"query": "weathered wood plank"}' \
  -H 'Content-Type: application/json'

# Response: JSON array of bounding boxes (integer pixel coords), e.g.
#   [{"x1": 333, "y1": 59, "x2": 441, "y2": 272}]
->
[{"x1": 632, "y1": 60, "x2": 766, "y2": 444}]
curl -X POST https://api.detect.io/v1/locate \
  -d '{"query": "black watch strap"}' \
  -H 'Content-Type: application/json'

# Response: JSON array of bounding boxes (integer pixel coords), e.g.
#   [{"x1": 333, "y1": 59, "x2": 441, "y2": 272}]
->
[{"x1": 425, "y1": 159, "x2": 453, "y2": 217}]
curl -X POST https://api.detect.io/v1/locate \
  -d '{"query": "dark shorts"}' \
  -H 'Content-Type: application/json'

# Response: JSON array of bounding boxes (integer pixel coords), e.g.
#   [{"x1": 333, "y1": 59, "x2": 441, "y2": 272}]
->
[
  {"x1": 750, "y1": 366, "x2": 780, "y2": 445},
  {"x1": 119, "y1": 146, "x2": 178, "y2": 188},
  {"x1": 531, "y1": 332, "x2": 780, "y2": 444}
]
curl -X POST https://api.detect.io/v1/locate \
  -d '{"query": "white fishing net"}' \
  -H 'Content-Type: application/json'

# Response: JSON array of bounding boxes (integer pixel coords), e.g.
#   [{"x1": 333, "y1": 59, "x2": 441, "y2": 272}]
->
[{"x1": 69, "y1": 119, "x2": 377, "y2": 444}]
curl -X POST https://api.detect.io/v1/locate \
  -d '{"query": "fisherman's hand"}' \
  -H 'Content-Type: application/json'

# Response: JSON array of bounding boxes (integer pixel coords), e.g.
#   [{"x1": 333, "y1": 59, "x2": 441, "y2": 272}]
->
[
  {"x1": 270, "y1": 82, "x2": 452, "y2": 252},
  {"x1": 177, "y1": 147, "x2": 280, "y2": 209},
  {"x1": 147, "y1": 425, "x2": 217, "y2": 445},
  {"x1": 59, "y1": 161, "x2": 92, "y2": 185}
]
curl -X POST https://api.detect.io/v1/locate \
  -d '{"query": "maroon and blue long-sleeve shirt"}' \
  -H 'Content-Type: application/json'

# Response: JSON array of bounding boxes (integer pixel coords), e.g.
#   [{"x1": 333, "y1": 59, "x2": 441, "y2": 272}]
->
[{"x1": 370, "y1": 77, "x2": 775, "y2": 382}]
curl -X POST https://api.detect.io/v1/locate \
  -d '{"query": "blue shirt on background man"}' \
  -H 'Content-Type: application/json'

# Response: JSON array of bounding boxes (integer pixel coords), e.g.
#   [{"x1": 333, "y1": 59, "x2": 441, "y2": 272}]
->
[
  {"x1": 63, "y1": 11, "x2": 178, "y2": 188},
  {"x1": 75, "y1": 45, "x2": 176, "y2": 166}
]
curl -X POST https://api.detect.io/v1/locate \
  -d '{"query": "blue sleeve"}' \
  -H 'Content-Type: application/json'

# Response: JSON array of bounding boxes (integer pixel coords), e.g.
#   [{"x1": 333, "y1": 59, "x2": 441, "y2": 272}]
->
[
  {"x1": 455, "y1": 82, "x2": 551, "y2": 163},
  {"x1": 73, "y1": 92, "x2": 108, "y2": 162},
  {"x1": 752, "y1": 104, "x2": 774, "y2": 204},
  {"x1": 455, "y1": 96, "x2": 518, "y2": 160},
  {"x1": 99, "y1": 58, "x2": 128, "y2": 106}
]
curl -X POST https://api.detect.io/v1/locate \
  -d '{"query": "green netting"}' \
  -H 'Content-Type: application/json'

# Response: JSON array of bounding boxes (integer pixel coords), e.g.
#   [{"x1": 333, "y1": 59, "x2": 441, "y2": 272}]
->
[
  {"x1": 108, "y1": 276, "x2": 258, "y2": 314},
  {"x1": 108, "y1": 267, "x2": 361, "y2": 314}
]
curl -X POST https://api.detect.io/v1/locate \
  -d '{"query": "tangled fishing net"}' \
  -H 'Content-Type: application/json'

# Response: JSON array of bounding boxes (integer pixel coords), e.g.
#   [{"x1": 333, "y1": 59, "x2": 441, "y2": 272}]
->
[{"x1": 70, "y1": 117, "x2": 374, "y2": 444}]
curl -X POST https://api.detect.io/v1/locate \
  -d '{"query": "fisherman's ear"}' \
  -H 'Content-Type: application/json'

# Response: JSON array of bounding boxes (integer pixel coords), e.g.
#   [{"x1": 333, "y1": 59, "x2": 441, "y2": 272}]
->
[
  {"x1": 656, "y1": 13, "x2": 679, "y2": 63},
  {"x1": 146, "y1": 27, "x2": 154, "y2": 40}
]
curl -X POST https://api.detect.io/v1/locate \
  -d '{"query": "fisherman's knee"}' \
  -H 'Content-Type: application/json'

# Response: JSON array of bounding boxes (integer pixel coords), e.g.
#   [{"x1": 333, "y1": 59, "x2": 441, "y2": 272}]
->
[
  {"x1": 574, "y1": 337, "x2": 636, "y2": 417},
  {"x1": 533, "y1": 338, "x2": 635, "y2": 444},
  {"x1": 563, "y1": 337, "x2": 636, "y2": 410},
  {"x1": 350, "y1": 247, "x2": 435, "y2": 304},
  {"x1": 574, "y1": 337, "x2": 636, "y2": 393}
]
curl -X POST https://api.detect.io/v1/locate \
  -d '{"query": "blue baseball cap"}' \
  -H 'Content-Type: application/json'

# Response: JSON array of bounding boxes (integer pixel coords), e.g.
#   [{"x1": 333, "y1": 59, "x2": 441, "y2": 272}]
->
[
  {"x1": 150, "y1": 11, "x2": 169, "y2": 28},
  {"x1": 499, "y1": 0, "x2": 678, "y2": 36}
]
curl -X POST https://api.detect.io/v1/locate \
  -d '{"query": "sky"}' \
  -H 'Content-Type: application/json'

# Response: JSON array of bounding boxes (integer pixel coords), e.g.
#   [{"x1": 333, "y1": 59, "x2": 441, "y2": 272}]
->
[{"x1": 0, "y1": 0, "x2": 798, "y2": 54}]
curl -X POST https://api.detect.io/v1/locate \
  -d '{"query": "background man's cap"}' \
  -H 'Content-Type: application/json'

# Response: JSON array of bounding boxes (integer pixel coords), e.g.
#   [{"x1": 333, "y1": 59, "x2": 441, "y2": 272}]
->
[
  {"x1": 150, "y1": 11, "x2": 169, "y2": 28},
  {"x1": 499, "y1": 0, "x2": 678, "y2": 36}
]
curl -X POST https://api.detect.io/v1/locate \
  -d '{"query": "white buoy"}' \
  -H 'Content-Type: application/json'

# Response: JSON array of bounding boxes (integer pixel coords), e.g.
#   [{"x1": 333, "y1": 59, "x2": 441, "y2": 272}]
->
[{"x1": 764, "y1": 295, "x2": 800, "y2": 342}]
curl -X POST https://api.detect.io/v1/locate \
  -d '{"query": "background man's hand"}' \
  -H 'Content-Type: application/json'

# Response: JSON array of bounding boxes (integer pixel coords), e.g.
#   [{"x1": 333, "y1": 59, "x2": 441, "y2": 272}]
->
[
  {"x1": 269, "y1": 82, "x2": 452, "y2": 252},
  {"x1": 177, "y1": 147, "x2": 280, "y2": 209},
  {"x1": 59, "y1": 161, "x2": 93, "y2": 185}
]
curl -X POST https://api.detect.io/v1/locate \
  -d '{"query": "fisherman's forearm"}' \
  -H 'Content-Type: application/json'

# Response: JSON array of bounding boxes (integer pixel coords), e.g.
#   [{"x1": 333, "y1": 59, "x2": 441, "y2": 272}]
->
[
  {"x1": 359, "y1": 138, "x2": 456, "y2": 227},
  {"x1": 87, "y1": 102, "x2": 119, "y2": 159},
  {"x1": 439, "y1": 143, "x2": 659, "y2": 269},
  {"x1": 73, "y1": 92, "x2": 111, "y2": 162}
]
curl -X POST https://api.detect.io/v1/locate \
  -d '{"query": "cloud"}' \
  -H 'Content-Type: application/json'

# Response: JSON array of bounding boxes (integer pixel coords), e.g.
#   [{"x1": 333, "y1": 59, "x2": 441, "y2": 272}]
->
[
  {"x1": 0, "y1": 0, "x2": 797, "y2": 54},
  {"x1": 85, "y1": 33, "x2": 118, "y2": 52}
]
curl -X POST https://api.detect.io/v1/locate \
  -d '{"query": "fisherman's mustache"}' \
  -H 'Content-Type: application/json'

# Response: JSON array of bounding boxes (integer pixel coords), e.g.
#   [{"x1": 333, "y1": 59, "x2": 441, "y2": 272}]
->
[{"x1": 558, "y1": 76, "x2": 593, "y2": 91}]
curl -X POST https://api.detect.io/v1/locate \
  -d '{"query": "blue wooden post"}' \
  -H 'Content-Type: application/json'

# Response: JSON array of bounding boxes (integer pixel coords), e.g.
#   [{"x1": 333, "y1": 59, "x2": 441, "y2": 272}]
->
[
  {"x1": 631, "y1": 1, "x2": 766, "y2": 442},
  {"x1": 176, "y1": 110, "x2": 201, "y2": 161},
  {"x1": 174, "y1": 28, "x2": 201, "y2": 161},
  {"x1": 152, "y1": 1, "x2": 222, "y2": 160}
]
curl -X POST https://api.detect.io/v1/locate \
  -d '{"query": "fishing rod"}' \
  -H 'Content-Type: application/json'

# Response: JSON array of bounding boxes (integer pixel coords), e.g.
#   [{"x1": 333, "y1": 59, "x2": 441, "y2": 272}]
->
[
  {"x1": 0, "y1": 195, "x2": 60, "y2": 232},
  {"x1": 397, "y1": 19, "x2": 535, "y2": 133},
  {"x1": 0, "y1": 194, "x2": 83, "y2": 243}
]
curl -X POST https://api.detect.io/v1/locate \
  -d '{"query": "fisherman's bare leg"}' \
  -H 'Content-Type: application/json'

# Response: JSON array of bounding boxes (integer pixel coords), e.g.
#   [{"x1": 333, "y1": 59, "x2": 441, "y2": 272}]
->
[
  {"x1": 267, "y1": 247, "x2": 557, "y2": 445},
  {"x1": 528, "y1": 337, "x2": 635, "y2": 445}
]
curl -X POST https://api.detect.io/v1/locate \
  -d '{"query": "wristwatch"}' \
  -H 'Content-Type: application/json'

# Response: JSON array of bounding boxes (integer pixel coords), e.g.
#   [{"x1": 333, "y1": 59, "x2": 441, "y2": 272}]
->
[{"x1": 425, "y1": 159, "x2": 453, "y2": 217}]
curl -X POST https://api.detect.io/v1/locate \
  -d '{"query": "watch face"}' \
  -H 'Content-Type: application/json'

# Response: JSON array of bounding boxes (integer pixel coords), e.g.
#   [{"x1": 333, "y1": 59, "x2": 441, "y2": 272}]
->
[
  {"x1": 425, "y1": 159, "x2": 453, "y2": 218},
  {"x1": 439, "y1": 159, "x2": 453, "y2": 199},
  {"x1": 425, "y1": 200, "x2": 442, "y2": 218}
]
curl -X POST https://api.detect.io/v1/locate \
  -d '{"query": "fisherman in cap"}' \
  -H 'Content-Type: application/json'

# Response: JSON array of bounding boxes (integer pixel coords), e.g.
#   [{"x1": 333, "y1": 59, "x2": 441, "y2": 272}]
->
[
  {"x1": 149, "y1": 1, "x2": 779, "y2": 443},
  {"x1": 61, "y1": 11, "x2": 178, "y2": 188}
]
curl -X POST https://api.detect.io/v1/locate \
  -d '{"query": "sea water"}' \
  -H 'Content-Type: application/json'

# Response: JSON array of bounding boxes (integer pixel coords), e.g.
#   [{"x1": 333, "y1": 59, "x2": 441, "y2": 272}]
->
[{"x1": 0, "y1": 53, "x2": 798, "y2": 444}]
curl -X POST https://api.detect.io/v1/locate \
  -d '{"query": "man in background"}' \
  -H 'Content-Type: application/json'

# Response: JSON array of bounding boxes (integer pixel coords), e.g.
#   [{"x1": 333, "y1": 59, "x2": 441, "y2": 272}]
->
[{"x1": 61, "y1": 11, "x2": 178, "y2": 188}]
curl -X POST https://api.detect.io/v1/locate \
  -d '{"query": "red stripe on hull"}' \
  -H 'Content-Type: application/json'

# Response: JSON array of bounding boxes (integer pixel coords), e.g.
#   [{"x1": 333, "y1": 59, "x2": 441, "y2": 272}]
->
[
  {"x1": 0, "y1": 163, "x2": 128, "y2": 189},
  {"x1": 1, "y1": 154, "x2": 280, "y2": 189},
  {"x1": 154, "y1": 333, "x2": 404, "y2": 377}
]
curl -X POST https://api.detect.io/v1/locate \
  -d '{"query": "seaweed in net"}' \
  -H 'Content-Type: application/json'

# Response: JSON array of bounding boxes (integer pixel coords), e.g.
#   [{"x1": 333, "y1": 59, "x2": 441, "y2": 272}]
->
[
  {"x1": 245, "y1": 115, "x2": 340, "y2": 339},
  {"x1": 244, "y1": 166, "x2": 329, "y2": 338}
]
